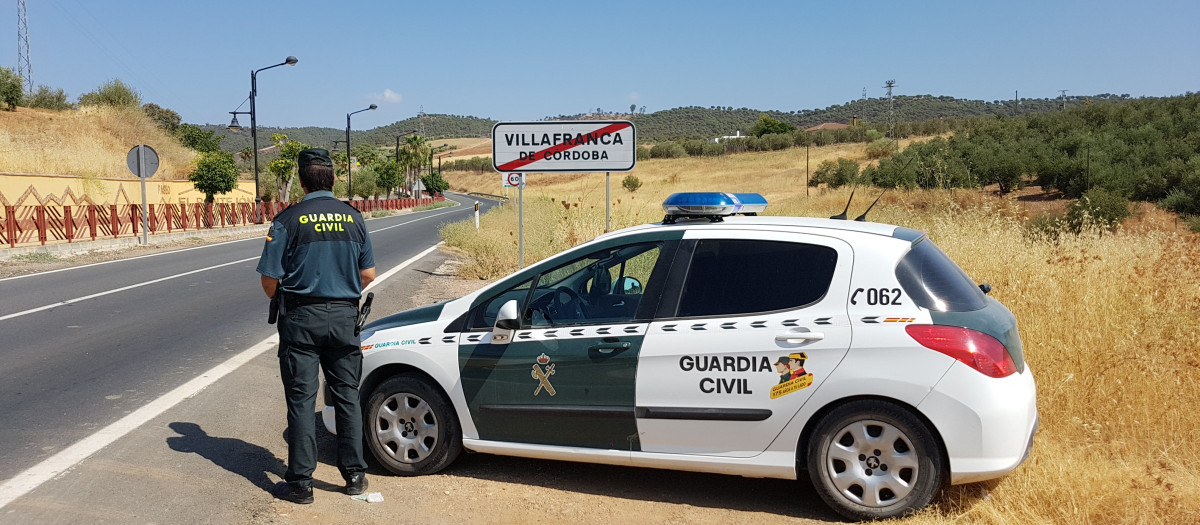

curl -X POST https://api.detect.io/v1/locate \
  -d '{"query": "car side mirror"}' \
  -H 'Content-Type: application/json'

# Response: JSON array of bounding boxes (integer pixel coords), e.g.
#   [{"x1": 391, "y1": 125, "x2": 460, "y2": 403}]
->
[
  {"x1": 618, "y1": 276, "x2": 643, "y2": 295},
  {"x1": 979, "y1": 282, "x2": 992, "y2": 295},
  {"x1": 492, "y1": 299, "x2": 520, "y2": 344}
]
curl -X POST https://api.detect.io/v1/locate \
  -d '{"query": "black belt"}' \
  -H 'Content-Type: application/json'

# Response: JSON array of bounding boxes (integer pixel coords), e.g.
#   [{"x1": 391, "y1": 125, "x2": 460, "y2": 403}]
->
[{"x1": 284, "y1": 295, "x2": 359, "y2": 310}]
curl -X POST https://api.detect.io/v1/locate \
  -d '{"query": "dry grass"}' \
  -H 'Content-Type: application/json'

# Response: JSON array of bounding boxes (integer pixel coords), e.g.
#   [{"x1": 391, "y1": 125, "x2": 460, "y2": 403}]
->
[
  {"x1": 0, "y1": 106, "x2": 197, "y2": 179},
  {"x1": 443, "y1": 143, "x2": 1200, "y2": 523}
]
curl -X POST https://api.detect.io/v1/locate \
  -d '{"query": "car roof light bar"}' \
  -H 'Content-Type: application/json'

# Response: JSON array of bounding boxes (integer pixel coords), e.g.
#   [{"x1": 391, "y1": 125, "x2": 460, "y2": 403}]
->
[{"x1": 662, "y1": 192, "x2": 767, "y2": 224}]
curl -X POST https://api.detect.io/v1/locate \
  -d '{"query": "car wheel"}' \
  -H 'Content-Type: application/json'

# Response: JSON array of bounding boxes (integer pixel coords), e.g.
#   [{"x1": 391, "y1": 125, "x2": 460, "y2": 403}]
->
[
  {"x1": 807, "y1": 400, "x2": 943, "y2": 521},
  {"x1": 365, "y1": 374, "x2": 462, "y2": 476}
]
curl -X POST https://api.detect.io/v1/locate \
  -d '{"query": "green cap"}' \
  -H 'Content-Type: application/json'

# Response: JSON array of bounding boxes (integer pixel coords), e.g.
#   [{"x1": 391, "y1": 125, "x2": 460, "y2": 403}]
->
[{"x1": 298, "y1": 148, "x2": 333, "y2": 167}]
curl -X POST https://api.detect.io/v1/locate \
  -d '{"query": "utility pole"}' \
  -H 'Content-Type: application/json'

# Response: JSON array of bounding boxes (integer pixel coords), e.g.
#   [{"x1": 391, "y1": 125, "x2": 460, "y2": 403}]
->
[
  {"x1": 884, "y1": 80, "x2": 896, "y2": 139},
  {"x1": 1059, "y1": 90, "x2": 1068, "y2": 111},
  {"x1": 1014, "y1": 90, "x2": 1018, "y2": 117},
  {"x1": 17, "y1": 0, "x2": 32, "y2": 94}
]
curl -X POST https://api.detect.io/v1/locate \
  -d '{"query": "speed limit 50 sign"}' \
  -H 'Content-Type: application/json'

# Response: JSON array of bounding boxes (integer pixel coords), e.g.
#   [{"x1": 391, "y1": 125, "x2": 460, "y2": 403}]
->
[{"x1": 493, "y1": 121, "x2": 635, "y2": 173}]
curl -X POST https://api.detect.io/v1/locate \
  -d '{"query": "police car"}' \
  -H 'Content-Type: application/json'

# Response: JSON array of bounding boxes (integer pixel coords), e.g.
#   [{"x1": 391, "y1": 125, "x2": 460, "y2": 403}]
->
[{"x1": 325, "y1": 192, "x2": 1037, "y2": 520}]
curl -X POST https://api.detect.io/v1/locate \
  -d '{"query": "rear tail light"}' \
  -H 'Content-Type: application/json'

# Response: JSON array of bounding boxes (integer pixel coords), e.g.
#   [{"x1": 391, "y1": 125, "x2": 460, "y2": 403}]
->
[{"x1": 905, "y1": 325, "x2": 1017, "y2": 378}]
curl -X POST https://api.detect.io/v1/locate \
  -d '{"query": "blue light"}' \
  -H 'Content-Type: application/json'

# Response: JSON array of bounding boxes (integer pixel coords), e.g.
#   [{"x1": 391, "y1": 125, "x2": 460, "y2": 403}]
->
[{"x1": 661, "y1": 192, "x2": 768, "y2": 223}]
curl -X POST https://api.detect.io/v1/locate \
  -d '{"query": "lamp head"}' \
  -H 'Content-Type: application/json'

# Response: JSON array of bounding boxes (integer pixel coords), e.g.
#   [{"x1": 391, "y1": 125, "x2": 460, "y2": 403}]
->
[
  {"x1": 285, "y1": 56, "x2": 298, "y2": 66},
  {"x1": 228, "y1": 113, "x2": 242, "y2": 132},
  {"x1": 369, "y1": 104, "x2": 378, "y2": 110}
]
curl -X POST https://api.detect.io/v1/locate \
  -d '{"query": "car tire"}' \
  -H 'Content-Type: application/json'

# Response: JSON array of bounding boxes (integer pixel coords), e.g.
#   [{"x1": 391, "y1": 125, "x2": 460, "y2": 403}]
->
[
  {"x1": 365, "y1": 373, "x2": 462, "y2": 476},
  {"x1": 806, "y1": 399, "x2": 943, "y2": 521}
]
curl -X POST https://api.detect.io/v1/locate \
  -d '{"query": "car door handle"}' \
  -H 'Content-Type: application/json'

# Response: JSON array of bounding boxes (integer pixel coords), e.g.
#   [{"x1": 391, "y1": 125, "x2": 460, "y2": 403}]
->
[
  {"x1": 588, "y1": 342, "x2": 631, "y2": 354},
  {"x1": 775, "y1": 332, "x2": 825, "y2": 343}
]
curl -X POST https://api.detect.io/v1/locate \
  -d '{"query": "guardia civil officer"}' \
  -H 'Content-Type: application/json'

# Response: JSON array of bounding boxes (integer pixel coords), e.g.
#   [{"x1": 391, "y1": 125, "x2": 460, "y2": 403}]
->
[{"x1": 256, "y1": 148, "x2": 375, "y2": 504}]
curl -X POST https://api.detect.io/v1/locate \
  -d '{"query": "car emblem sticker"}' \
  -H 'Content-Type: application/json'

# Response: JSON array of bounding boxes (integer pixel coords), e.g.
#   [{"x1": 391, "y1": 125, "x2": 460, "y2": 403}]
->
[
  {"x1": 770, "y1": 352, "x2": 814, "y2": 399},
  {"x1": 531, "y1": 353, "x2": 557, "y2": 396}
]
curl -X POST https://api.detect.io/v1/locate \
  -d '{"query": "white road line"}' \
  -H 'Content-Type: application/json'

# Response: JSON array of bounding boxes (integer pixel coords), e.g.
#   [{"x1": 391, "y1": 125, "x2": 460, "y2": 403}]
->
[
  {"x1": 0, "y1": 237, "x2": 263, "y2": 283},
  {"x1": 0, "y1": 257, "x2": 260, "y2": 322},
  {"x1": 0, "y1": 241, "x2": 441, "y2": 510}
]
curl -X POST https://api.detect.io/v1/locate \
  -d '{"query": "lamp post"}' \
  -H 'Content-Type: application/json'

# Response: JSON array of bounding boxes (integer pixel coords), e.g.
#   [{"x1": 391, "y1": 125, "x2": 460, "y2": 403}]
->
[
  {"x1": 345, "y1": 104, "x2": 378, "y2": 199},
  {"x1": 228, "y1": 55, "x2": 297, "y2": 223}
]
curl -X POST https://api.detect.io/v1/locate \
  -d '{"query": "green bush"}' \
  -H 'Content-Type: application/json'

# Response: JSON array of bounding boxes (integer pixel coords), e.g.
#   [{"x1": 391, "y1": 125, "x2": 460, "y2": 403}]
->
[
  {"x1": 680, "y1": 139, "x2": 707, "y2": 156},
  {"x1": 865, "y1": 138, "x2": 898, "y2": 159},
  {"x1": 622, "y1": 174, "x2": 643, "y2": 192},
  {"x1": 701, "y1": 142, "x2": 725, "y2": 156},
  {"x1": 636, "y1": 146, "x2": 651, "y2": 160},
  {"x1": 1187, "y1": 215, "x2": 1200, "y2": 233},
  {"x1": 809, "y1": 158, "x2": 860, "y2": 188},
  {"x1": 762, "y1": 133, "x2": 793, "y2": 151},
  {"x1": 27, "y1": 85, "x2": 73, "y2": 110},
  {"x1": 78, "y1": 79, "x2": 141, "y2": 108},
  {"x1": 0, "y1": 67, "x2": 22, "y2": 110},
  {"x1": 649, "y1": 142, "x2": 687, "y2": 159},
  {"x1": 1024, "y1": 213, "x2": 1067, "y2": 241},
  {"x1": 1065, "y1": 187, "x2": 1131, "y2": 232}
]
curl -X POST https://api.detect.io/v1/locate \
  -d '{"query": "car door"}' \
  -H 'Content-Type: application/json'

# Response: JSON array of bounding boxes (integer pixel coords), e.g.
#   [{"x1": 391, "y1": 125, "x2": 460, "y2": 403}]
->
[
  {"x1": 635, "y1": 230, "x2": 853, "y2": 457},
  {"x1": 458, "y1": 239, "x2": 677, "y2": 450}
]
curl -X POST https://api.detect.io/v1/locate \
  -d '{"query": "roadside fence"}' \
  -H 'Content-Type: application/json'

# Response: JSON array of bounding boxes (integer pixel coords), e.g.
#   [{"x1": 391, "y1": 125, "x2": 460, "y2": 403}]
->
[{"x1": 0, "y1": 195, "x2": 444, "y2": 249}]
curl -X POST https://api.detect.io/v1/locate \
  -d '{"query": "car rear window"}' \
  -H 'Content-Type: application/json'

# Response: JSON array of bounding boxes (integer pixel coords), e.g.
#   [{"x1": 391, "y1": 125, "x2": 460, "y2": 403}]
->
[
  {"x1": 676, "y1": 239, "x2": 837, "y2": 317},
  {"x1": 895, "y1": 239, "x2": 986, "y2": 312}
]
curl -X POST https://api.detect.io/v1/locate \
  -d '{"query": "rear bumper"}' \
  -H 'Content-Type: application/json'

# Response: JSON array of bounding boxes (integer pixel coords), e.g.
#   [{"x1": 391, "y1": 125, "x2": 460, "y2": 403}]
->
[{"x1": 918, "y1": 363, "x2": 1038, "y2": 484}]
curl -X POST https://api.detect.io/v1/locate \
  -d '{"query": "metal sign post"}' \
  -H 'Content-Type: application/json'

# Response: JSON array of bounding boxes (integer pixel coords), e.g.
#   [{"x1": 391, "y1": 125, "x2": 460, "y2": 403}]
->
[
  {"x1": 126, "y1": 145, "x2": 159, "y2": 245},
  {"x1": 605, "y1": 172, "x2": 610, "y2": 232},
  {"x1": 502, "y1": 172, "x2": 526, "y2": 268}
]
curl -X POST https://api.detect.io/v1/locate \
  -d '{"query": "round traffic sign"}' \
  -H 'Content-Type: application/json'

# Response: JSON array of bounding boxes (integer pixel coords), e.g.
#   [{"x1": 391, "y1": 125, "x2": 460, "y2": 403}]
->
[
  {"x1": 506, "y1": 172, "x2": 522, "y2": 187},
  {"x1": 126, "y1": 145, "x2": 160, "y2": 178}
]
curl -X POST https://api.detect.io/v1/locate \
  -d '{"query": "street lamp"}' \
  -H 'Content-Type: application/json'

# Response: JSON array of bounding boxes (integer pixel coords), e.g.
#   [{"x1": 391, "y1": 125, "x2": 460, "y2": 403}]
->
[
  {"x1": 228, "y1": 55, "x2": 297, "y2": 223},
  {"x1": 345, "y1": 104, "x2": 378, "y2": 199}
]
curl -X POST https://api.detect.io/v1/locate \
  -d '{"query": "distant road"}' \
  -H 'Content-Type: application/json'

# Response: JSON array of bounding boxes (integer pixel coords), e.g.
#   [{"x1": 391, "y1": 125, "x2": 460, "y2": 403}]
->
[{"x1": 0, "y1": 193, "x2": 496, "y2": 483}]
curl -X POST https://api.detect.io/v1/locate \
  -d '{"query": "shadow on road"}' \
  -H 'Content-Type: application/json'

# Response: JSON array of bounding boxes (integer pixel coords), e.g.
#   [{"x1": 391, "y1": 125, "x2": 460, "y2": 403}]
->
[{"x1": 166, "y1": 422, "x2": 285, "y2": 493}]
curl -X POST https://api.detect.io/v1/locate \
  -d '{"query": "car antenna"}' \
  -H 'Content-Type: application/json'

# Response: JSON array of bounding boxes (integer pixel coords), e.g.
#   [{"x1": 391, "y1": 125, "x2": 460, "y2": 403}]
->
[
  {"x1": 830, "y1": 189, "x2": 855, "y2": 220},
  {"x1": 854, "y1": 189, "x2": 889, "y2": 221}
]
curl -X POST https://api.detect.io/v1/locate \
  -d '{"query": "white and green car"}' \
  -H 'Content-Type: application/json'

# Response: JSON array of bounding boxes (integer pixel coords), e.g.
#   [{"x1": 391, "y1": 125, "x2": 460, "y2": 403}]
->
[{"x1": 325, "y1": 193, "x2": 1038, "y2": 520}]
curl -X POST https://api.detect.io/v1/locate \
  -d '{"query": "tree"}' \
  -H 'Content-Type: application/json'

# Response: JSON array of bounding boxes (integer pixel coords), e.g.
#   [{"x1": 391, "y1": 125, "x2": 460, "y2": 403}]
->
[
  {"x1": 267, "y1": 133, "x2": 308, "y2": 202},
  {"x1": 27, "y1": 85, "x2": 73, "y2": 110},
  {"x1": 351, "y1": 143, "x2": 383, "y2": 168},
  {"x1": 78, "y1": 79, "x2": 141, "y2": 108},
  {"x1": 399, "y1": 135, "x2": 430, "y2": 196},
  {"x1": 630, "y1": 104, "x2": 637, "y2": 115},
  {"x1": 189, "y1": 152, "x2": 239, "y2": 203},
  {"x1": 376, "y1": 161, "x2": 401, "y2": 198},
  {"x1": 176, "y1": 124, "x2": 223, "y2": 153},
  {"x1": 420, "y1": 171, "x2": 449, "y2": 195},
  {"x1": 143, "y1": 103, "x2": 181, "y2": 133},
  {"x1": 0, "y1": 67, "x2": 23, "y2": 110},
  {"x1": 749, "y1": 113, "x2": 796, "y2": 137}
]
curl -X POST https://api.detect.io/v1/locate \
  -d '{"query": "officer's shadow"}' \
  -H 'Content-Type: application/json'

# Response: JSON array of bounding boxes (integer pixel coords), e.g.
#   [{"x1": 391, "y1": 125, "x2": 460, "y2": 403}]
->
[{"x1": 166, "y1": 422, "x2": 285, "y2": 493}]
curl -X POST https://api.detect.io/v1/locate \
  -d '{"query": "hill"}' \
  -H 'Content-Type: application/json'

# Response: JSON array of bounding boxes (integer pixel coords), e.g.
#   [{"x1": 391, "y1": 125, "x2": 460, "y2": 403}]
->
[{"x1": 201, "y1": 94, "x2": 1144, "y2": 152}]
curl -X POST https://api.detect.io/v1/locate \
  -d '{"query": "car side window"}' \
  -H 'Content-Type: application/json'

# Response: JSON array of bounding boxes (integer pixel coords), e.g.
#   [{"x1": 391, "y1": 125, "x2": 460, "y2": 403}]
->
[
  {"x1": 469, "y1": 278, "x2": 533, "y2": 330},
  {"x1": 527, "y1": 243, "x2": 663, "y2": 327},
  {"x1": 676, "y1": 239, "x2": 837, "y2": 317}
]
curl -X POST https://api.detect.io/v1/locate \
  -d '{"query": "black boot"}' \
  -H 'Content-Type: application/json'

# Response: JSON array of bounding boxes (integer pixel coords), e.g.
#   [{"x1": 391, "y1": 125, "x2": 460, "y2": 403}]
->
[
  {"x1": 272, "y1": 481, "x2": 314, "y2": 504},
  {"x1": 345, "y1": 472, "x2": 368, "y2": 496}
]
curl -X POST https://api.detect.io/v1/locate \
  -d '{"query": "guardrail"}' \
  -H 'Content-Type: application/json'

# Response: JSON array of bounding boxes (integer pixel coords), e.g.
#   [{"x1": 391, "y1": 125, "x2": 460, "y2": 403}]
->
[
  {"x1": 466, "y1": 192, "x2": 510, "y2": 202},
  {"x1": 0, "y1": 195, "x2": 444, "y2": 248}
]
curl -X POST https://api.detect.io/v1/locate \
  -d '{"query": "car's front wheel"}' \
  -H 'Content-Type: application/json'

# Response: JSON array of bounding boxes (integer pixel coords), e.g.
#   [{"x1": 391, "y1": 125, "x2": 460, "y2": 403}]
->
[
  {"x1": 365, "y1": 373, "x2": 462, "y2": 476},
  {"x1": 807, "y1": 399, "x2": 943, "y2": 521}
]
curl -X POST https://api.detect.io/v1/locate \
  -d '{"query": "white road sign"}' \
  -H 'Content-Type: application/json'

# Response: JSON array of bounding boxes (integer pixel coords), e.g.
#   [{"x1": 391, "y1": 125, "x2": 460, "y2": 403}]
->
[
  {"x1": 503, "y1": 172, "x2": 524, "y2": 188},
  {"x1": 492, "y1": 121, "x2": 636, "y2": 173}
]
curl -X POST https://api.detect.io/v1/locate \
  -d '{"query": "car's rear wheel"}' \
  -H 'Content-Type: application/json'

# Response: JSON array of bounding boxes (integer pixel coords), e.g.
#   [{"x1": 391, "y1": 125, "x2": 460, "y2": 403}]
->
[
  {"x1": 365, "y1": 374, "x2": 462, "y2": 475},
  {"x1": 807, "y1": 400, "x2": 943, "y2": 520}
]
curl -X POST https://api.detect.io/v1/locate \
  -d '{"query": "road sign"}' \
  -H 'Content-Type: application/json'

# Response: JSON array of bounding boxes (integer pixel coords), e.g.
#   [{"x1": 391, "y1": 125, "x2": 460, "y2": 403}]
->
[
  {"x1": 492, "y1": 121, "x2": 635, "y2": 173},
  {"x1": 503, "y1": 172, "x2": 524, "y2": 188},
  {"x1": 126, "y1": 145, "x2": 159, "y2": 178}
]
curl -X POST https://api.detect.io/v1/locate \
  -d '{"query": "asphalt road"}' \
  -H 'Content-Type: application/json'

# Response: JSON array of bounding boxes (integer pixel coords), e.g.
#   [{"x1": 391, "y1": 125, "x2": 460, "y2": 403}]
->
[{"x1": 0, "y1": 193, "x2": 497, "y2": 485}]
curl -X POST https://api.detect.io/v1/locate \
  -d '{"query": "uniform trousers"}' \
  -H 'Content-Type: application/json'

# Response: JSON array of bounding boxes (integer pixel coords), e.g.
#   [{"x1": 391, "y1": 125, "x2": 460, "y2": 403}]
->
[{"x1": 277, "y1": 302, "x2": 367, "y2": 486}]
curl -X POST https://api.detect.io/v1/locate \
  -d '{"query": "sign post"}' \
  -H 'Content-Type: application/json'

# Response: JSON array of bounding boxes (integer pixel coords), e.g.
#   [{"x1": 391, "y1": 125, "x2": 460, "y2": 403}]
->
[
  {"x1": 492, "y1": 121, "x2": 636, "y2": 262},
  {"x1": 126, "y1": 145, "x2": 159, "y2": 245},
  {"x1": 502, "y1": 172, "x2": 526, "y2": 267}
]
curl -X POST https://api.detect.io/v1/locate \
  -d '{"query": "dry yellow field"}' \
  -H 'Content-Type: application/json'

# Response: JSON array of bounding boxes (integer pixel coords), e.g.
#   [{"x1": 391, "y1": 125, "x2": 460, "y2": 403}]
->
[
  {"x1": 442, "y1": 144, "x2": 1200, "y2": 523},
  {"x1": 0, "y1": 106, "x2": 197, "y2": 179}
]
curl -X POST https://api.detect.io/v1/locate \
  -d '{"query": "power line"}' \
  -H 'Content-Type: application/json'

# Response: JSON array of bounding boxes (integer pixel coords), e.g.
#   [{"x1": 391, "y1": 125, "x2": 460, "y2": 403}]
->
[{"x1": 17, "y1": 0, "x2": 32, "y2": 94}]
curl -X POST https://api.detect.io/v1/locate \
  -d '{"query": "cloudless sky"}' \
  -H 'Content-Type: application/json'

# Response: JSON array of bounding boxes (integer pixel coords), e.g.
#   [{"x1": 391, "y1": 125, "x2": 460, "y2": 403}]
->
[{"x1": 4, "y1": 0, "x2": 1198, "y2": 130}]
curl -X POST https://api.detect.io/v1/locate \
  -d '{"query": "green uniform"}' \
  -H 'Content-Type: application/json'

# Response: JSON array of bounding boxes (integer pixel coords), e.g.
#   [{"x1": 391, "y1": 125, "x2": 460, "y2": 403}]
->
[{"x1": 257, "y1": 190, "x2": 374, "y2": 488}]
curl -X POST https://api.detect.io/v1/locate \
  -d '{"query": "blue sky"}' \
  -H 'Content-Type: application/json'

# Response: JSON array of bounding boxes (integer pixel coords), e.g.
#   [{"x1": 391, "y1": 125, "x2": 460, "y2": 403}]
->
[{"x1": 4, "y1": 0, "x2": 1197, "y2": 129}]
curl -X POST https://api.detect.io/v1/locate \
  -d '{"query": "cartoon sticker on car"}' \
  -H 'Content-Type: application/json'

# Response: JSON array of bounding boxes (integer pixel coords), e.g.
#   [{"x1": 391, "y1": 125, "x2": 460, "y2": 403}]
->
[{"x1": 770, "y1": 352, "x2": 814, "y2": 399}]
